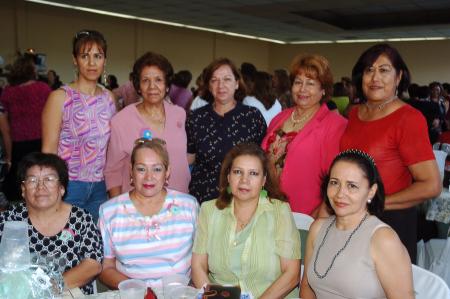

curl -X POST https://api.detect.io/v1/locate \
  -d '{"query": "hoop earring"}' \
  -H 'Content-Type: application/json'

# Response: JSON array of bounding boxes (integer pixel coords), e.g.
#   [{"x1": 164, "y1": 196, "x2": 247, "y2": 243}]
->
[
  {"x1": 73, "y1": 67, "x2": 79, "y2": 80},
  {"x1": 103, "y1": 69, "x2": 107, "y2": 86}
]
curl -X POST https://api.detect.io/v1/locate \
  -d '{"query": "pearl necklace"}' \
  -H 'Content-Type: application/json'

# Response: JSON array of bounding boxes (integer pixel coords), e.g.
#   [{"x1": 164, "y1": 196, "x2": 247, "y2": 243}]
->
[
  {"x1": 365, "y1": 95, "x2": 397, "y2": 111},
  {"x1": 290, "y1": 109, "x2": 313, "y2": 127},
  {"x1": 313, "y1": 213, "x2": 368, "y2": 279}
]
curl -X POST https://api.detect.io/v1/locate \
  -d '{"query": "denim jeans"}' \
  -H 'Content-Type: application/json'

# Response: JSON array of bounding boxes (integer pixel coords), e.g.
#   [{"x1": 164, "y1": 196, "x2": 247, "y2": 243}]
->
[{"x1": 64, "y1": 180, "x2": 108, "y2": 223}]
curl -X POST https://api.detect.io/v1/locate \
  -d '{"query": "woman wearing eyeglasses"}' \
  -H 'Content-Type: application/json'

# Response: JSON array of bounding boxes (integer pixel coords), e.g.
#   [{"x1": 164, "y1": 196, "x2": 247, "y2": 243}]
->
[
  {"x1": 98, "y1": 138, "x2": 198, "y2": 289},
  {"x1": 186, "y1": 58, "x2": 266, "y2": 203},
  {"x1": 42, "y1": 30, "x2": 116, "y2": 222},
  {"x1": 0, "y1": 152, "x2": 103, "y2": 295},
  {"x1": 104, "y1": 51, "x2": 190, "y2": 199}
]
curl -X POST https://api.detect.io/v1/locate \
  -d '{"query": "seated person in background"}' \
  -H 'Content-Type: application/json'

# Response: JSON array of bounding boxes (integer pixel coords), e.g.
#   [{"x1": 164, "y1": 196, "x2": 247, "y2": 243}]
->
[
  {"x1": 272, "y1": 69, "x2": 292, "y2": 109},
  {"x1": 99, "y1": 138, "x2": 198, "y2": 289},
  {"x1": 112, "y1": 72, "x2": 140, "y2": 109},
  {"x1": 192, "y1": 143, "x2": 300, "y2": 298},
  {"x1": 169, "y1": 70, "x2": 193, "y2": 111},
  {"x1": 243, "y1": 71, "x2": 282, "y2": 126},
  {"x1": 408, "y1": 87, "x2": 441, "y2": 145},
  {"x1": 331, "y1": 82, "x2": 350, "y2": 116},
  {"x1": 301, "y1": 149, "x2": 414, "y2": 299},
  {"x1": 0, "y1": 152, "x2": 103, "y2": 295},
  {"x1": 106, "y1": 75, "x2": 119, "y2": 91}
]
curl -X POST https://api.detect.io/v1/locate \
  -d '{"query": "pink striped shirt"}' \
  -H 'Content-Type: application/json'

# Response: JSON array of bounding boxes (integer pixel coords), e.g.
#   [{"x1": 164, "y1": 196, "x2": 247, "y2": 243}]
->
[{"x1": 98, "y1": 190, "x2": 198, "y2": 288}]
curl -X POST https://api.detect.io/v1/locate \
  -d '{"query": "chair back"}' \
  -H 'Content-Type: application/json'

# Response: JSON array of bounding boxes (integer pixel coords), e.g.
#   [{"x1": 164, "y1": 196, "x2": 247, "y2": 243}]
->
[
  {"x1": 292, "y1": 212, "x2": 314, "y2": 231},
  {"x1": 441, "y1": 143, "x2": 450, "y2": 154},
  {"x1": 433, "y1": 150, "x2": 447, "y2": 183},
  {"x1": 412, "y1": 264, "x2": 450, "y2": 299},
  {"x1": 292, "y1": 212, "x2": 314, "y2": 279},
  {"x1": 433, "y1": 142, "x2": 442, "y2": 150}
]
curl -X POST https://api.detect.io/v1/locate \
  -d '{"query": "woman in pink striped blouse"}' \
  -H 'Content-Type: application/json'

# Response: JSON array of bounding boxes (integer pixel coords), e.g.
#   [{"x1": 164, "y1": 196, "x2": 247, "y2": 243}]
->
[{"x1": 98, "y1": 138, "x2": 198, "y2": 289}]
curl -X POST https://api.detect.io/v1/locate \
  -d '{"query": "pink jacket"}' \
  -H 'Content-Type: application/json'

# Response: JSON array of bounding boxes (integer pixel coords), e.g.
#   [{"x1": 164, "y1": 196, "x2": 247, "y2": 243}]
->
[{"x1": 262, "y1": 104, "x2": 347, "y2": 215}]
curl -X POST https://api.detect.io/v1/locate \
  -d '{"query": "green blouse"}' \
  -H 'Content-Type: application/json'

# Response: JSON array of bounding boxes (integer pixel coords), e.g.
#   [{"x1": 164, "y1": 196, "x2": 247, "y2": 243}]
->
[{"x1": 193, "y1": 196, "x2": 301, "y2": 298}]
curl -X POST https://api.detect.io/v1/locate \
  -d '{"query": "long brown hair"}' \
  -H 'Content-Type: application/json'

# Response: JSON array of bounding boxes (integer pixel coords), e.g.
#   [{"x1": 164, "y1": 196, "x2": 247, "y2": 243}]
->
[
  {"x1": 251, "y1": 71, "x2": 277, "y2": 110},
  {"x1": 216, "y1": 143, "x2": 285, "y2": 210}
]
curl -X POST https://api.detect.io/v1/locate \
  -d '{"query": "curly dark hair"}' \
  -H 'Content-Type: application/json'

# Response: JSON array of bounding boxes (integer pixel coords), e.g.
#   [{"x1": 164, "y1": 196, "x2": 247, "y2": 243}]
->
[
  {"x1": 216, "y1": 143, "x2": 286, "y2": 210},
  {"x1": 321, "y1": 150, "x2": 385, "y2": 218},
  {"x1": 352, "y1": 43, "x2": 411, "y2": 101},
  {"x1": 201, "y1": 58, "x2": 247, "y2": 103},
  {"x1": 17, "y1": 152, "x2": 69, "y2": 195},
  {"x1": 132, "y1": 51, "x2": 174, "y2": 96},
  {"x1": 8, "y1": 54, "x2": 36, "y2": 86}
]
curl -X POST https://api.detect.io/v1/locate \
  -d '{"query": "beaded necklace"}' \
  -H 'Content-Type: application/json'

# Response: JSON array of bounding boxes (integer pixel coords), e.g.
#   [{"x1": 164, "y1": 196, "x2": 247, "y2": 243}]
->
[
  {"x1": 365, "y1": 96, "x2": 397, "y2": 111},
  {"x1": 313, "y1": 213, "x2": 368, "y2": 279},
  {"x1": 290, "y1": 109, "x2": 313, "y2": 127}
]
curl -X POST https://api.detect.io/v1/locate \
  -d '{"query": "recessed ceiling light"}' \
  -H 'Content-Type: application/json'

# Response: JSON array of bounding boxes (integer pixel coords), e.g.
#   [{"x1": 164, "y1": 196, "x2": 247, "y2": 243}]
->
[{"x1": 289, "y1": 40, "x2": 334, "y2": 44}]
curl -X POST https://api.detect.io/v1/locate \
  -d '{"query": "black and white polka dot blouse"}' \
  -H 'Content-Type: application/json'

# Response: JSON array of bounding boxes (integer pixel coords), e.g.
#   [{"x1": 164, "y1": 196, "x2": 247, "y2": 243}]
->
[
  {"x1": 0, "y1": 203, "x2": 103, "y2": 295},
  {"x1": 186, "y1": 102, "x2": 267, "y2": 203}
]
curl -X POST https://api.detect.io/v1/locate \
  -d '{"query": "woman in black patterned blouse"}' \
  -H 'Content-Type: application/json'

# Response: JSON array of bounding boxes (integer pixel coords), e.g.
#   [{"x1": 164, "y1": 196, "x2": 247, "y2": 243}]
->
[
  {"x1": 0, "y1": 152, "x2": 103, "y2": 294},
  {"x1": 186, "y1": 58, "x2": 267, "y2": 203}
]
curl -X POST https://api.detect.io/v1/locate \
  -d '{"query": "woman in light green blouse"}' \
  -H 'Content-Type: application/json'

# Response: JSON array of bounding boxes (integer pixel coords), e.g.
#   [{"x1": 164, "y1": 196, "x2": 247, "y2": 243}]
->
[{"x1": 192, "y1": 143, "x2": 301, "y2": 298}]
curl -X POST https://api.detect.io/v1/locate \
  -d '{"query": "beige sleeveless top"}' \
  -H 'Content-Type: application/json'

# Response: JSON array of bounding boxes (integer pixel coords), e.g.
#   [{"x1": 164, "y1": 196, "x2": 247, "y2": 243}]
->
[{"x1": 307, "y1": 215, "x2": 389, "y2": 299}]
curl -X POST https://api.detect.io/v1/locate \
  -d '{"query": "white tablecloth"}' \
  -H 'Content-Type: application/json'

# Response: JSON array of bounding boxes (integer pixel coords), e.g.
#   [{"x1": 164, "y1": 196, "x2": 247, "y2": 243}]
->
[{"x1": 426, "y1": 190, "x2": 450, "y2": 224}]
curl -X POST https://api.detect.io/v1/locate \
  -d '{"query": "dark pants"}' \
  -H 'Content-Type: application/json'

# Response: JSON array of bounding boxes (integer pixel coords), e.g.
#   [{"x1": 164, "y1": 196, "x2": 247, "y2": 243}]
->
[{"x1": 381, "y1": 207, "x2": 417, "y2": 264}]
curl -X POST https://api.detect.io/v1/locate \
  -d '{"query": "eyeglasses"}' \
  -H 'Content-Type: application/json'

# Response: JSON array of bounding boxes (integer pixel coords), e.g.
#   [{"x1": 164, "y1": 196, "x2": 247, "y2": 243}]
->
[
  {"x1": 22, "y1": 175, "x2": 59, "y2": 189},
  {"x1": 75, "y1": 31, "x2": 91, "y2": 39},
  {"x1": 134, "y1": 137, "x2": 167, "y2": 146}
]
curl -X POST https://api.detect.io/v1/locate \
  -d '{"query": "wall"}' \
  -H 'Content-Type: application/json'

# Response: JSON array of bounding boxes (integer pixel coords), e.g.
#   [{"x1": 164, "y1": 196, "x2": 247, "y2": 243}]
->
[
  {"x1": 1, "y1": 1, "x2": 270, "y2": 84},
  {"x1": 268, "y1": 41, "x2": 450, "y2": 85},
  {"x1": 1, "y1": 1, "x2": 449, "y2": 86}
]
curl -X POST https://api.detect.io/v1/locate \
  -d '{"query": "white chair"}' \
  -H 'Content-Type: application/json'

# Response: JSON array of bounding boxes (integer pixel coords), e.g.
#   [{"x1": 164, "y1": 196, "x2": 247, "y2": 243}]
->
[
  {"x1": 412, "y1": 264, "x2": 450, "y2": 299},
  {"x1": 292, "y1": 212, "x2": 314, "y2": 231},
  {"x1": 441, "y1": 143, "x2": 450, "y2": 154},
  {"x1": 93, "y1": 280, "x2": 98, "y2": 294},
  {"x1": 433, "y1": 142, "x2": 442, "y2": 150},
  {"x1": 433, "y1": 150, "x2": 447, "y2": 184},
  {"x1": 292, "y1": 212, "x2": 314, "y2": 280}
]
